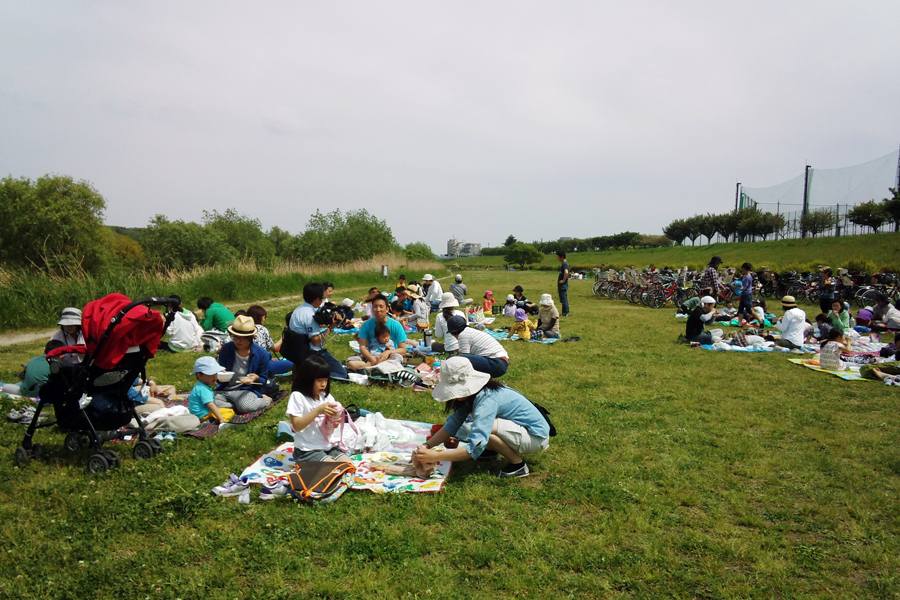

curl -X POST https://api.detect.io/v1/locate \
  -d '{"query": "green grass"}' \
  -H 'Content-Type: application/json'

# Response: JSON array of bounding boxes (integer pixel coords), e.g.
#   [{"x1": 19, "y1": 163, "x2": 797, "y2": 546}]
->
[
  {"x1": 2, "y1": 271, "x2": 899, "y2": 598},
  {"x1": 452, "y1": 232, "x2": 900, "y2": 273}
]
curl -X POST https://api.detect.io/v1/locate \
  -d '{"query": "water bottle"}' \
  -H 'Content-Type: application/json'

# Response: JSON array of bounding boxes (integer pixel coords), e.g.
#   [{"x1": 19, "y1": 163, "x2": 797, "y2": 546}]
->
[{"x1": 423, "y1": 329, "x2": 433, "y2": 347}]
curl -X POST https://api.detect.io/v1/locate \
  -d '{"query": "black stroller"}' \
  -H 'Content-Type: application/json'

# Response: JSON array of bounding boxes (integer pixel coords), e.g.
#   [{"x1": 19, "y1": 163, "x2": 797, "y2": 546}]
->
[{"x1": 15, "y1": 294, "x2": 180, "y2": 473}]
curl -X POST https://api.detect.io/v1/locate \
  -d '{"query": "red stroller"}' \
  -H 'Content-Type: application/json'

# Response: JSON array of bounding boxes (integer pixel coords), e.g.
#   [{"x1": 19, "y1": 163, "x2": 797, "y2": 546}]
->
[{"x1": 15, "y1": 294, "x2": 180, "y2": 473}]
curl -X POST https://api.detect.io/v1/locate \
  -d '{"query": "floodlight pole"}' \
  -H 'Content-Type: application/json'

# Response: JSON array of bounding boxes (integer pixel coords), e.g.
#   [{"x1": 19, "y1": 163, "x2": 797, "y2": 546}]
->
[
  {"x1": 735, "y1": 183, "x2": 740, "y2": 211},
  {"x1": 801, "y1": 164, "x2": 811, "y2": 238}
]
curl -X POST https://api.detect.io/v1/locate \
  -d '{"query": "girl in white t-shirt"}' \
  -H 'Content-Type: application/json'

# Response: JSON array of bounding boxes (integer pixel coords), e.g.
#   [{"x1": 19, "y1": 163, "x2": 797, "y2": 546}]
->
[
  {"x1": 818, "y1": 327, "x2": 852, "y2": 371},
  {"x1": 285, "y1": 355, "x2": 352, "y2": 463}
]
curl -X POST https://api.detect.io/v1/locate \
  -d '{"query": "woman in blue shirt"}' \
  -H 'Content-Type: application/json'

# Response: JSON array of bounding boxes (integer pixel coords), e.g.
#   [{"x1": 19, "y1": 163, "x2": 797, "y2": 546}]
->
[
  {"x1": 216, "y1": 315, "x2": 273, "y2": 414},
  {"x1": 414, "y1": 357, "x2": 550, "y2": 478}
]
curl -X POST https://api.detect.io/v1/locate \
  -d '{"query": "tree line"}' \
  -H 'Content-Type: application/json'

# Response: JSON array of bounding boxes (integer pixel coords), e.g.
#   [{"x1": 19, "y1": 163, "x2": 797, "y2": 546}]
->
[
  {"x1": 0, "y1": 175, "x2": 435, "y2": 275},
  {"x1": 663, "y1": 188, "x2": 900, "y2": 246}
]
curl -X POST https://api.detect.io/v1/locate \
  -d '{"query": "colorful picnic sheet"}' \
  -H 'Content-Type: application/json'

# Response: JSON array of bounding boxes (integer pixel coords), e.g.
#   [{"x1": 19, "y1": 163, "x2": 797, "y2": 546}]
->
[
  {"x1": 334, "y1": 327, "x2": 359, "y2": 335},
  {"x1": 166, "y1": 390, "x2": 288, "y2": 438},
  {"x1": 787, "y1": 358, "x2": 868, "y2": 381},
  {"x1": 240, "y1": 415, "x2": 453, "y2": 494},
  {"x1": 702, "y1": 344, "x2": 819, "y2": 353},
  {"x1": 484, "y1": 329, "x2": 559, "y2": 344}
]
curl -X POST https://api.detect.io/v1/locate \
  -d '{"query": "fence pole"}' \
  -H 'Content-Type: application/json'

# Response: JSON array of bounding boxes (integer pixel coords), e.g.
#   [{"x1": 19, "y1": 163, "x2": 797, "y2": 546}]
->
[{"x1": 801, "y1": 165, "x2": 811, "y2": 238}]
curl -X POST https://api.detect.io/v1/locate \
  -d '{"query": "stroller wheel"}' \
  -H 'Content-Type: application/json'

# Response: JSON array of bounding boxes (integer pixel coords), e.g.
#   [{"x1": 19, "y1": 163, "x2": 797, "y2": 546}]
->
[
  {"x1": 102, "y1": 450, "x2": 121, "y2": 469},
  {"x1": 14, "y1": 446, "x2": 30, "y2": 467},
  {"x1": 79, "y1": 434, "x2": 92, "y2": 450},
  {"x1": 64, "y1": 433, "x2": 82, "y2": 453},
  {"x1": 87, "y1": 453, "x2": 109, "y2": 474},
  {"x1": 148, "y1": 439, "x2": 164, "y2": 455},
  {"x1": 133, "y1": 441, "x2": 154, "y2": 461},
  {"x1": 32, "y1": 444, "x2": 46, "y2": 462}
]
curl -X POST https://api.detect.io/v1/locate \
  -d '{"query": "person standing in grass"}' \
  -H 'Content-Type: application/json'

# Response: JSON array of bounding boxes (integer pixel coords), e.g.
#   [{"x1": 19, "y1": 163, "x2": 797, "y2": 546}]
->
[
  {"x1": 738, "y1": 262, "x2": 754, "y2": 326},
  {"x1": 197, "y1": 297, "x2": 235, "y2": 332},
  {"x1": 699, "y1": 256, "x2": 724, "y2": 298},
  {"x1": 556, "y1": 251, "x2": 570, "y2": 317},
  {"x1": 817, "y1": 267, "x2": 836, "y2": 314},
  {"x1": 413, "y1": 357, "x2": 549, "y2": 479}
]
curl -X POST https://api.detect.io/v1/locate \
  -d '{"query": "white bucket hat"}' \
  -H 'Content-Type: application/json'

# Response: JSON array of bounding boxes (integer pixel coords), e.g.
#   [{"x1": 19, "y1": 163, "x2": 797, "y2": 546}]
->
[
  {"x1": 539, "y1": 294, "x2": 554, "y2": 306},
  {"x1": 58, "y1": 307, "x2": 82, "y2": 327},
  {"x1": 506, "y1": 294, "x2": 515, "y2": 302},
  {"x1": 432, "y1": 357, "x2": 491, "y2": 403},
  {"x1": 438, "y1": 292, "x2": 459, "y2": 309},
  {"x1": 700, "y1": 296, "x2": 716, "y2": 305},
  {"x1": 422, "y1": 274, "x2": 435, "y2": 281},
  {"x1": 341, "y1": 298, "x2": 354, "y2": 307},
  {"x1": 455, "y1": 274, "x2": 463, "y2": 282}
]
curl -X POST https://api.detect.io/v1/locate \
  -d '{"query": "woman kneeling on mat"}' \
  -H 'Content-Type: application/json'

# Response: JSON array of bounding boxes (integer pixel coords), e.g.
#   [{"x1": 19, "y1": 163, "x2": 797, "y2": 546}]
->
[{"x1": 413, "y1": 357, "x2": 550, "y2": 479}]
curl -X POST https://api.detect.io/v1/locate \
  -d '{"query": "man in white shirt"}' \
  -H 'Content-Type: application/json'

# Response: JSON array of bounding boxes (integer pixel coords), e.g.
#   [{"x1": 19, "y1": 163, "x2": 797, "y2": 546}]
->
[
  {"x1": 422, "y1": 274, "x2": 444, "y2": 312},
  {"x1": 774, "y1": 295, "x2": 807, "y2": 349},
  {"x1": 446, "y1": 315, "x2": 510, "y2": 378}
]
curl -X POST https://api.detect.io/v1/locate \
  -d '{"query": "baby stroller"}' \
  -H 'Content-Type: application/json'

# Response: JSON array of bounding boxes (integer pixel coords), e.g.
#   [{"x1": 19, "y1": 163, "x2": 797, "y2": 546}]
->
[{"x1": 15, "y1": 294, "x2": 180, "y2": 473}]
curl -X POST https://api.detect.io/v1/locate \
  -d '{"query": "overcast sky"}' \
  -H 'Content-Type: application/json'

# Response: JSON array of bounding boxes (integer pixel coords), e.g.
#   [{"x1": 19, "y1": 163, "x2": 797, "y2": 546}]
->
[{"x1": 2, "y1": 2, "x2": 899, "y2": 253}]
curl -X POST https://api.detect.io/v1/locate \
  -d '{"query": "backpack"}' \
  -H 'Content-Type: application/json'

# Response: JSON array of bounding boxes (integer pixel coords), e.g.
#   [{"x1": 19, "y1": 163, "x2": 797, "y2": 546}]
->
[
  {"x1": 287, "y1": 461, "x2": 356, "y2": 505},
  {"x1": 530, "y1": 401, "x2": 557, "y2": 437},
  {"x1": 201, "y1": 330, "x2": 230, "y2": 353}
]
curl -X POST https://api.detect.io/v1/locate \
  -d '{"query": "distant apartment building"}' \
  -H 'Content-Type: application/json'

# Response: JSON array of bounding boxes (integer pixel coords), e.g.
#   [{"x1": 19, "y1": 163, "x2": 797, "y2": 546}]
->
[{"x1": 447, "y1": 238, "x2": 482, "y2": 257}]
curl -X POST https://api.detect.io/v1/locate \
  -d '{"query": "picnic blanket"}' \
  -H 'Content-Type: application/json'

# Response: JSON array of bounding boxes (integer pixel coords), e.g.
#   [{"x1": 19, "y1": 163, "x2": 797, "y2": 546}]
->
[
  {"x1": 334, "y1": 327, "x2": 359, "y2": 335},
  {"x1": 787, "y1": 358, "x2": 868, "y2": 381},
  {"x1": 484, "y1": 329, "x2": 559, "y2": 344},
  {"x1": 702, "y1": 343, "x2": 818, "y2": 353},
  {"x1": 240, "y1": 415, "x2": 453, "y2": 493},
  {"x1": 165, "y1": 390, "x2": 288, "y2": 438}
]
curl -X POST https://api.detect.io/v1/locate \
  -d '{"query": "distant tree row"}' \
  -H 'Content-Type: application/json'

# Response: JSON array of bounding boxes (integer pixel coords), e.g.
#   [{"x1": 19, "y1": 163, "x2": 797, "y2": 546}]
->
[
  {"x1": 847, "y1": 188, "x2": 900, "y2": 233},
  {"x1": 481, "y1": 232, "x2": 673, "y2": 258},
  {"x1": 0, "y1": 174, "x2": 431, "y2": 274}
]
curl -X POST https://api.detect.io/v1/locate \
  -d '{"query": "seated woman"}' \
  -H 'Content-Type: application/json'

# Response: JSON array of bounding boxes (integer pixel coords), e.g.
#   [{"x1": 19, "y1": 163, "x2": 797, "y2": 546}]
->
[
  {"x1": 51, "y1": 307, "x2": 85, "y2": 366},
  {"x1": 405, "y1": 284, "x2": 430, "y2": 331},
  {"x1": 432, "y1": 293, "x2": 465, "y2": 353},
  {"x1": 413, "y1": 357, "x2": 551, "y2": 479},
  {"x1": 828, "y1": 300, "x2": 851, "y2": 334},
  {"x1": 537, "y1": 294, "x2": 561, "y2": 339},
  {"x1": 215, "y1": 315, "x2": 273, "y2": 414}
]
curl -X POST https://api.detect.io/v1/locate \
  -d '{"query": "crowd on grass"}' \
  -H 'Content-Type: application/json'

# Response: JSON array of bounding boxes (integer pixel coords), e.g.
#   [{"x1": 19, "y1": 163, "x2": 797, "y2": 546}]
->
[
  {"x1": 3, "y1": 251, "x2": 576, "y2": 481},
  {"x1": 682, "y1": 255, "x2": 900, "y2": 381}
]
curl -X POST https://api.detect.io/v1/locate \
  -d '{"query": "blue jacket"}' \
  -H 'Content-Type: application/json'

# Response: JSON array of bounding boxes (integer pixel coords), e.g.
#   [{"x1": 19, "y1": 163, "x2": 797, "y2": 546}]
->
[{"x1": 217, "y1": 342, "x2": 270, "y2": 397}]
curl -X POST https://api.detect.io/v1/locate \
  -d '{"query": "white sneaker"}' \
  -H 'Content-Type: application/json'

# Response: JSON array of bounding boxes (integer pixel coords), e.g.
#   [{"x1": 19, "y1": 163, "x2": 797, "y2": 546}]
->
[
  {"x1": 211, "y1": 474, "x2": 250, "y2": 497},
  {"x1": 259, "y1": 480, "x2": 291, "y2": 500}
]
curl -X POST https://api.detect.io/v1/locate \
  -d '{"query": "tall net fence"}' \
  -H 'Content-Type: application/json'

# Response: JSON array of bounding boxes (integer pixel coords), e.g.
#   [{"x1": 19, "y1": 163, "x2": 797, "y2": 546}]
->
[{"x1": 732, "y1": 148, "x2": 900, "y2": 241}]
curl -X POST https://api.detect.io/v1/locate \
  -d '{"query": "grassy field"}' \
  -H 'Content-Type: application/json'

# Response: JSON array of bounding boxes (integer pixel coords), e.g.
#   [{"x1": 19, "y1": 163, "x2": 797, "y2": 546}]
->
[
  {"x1": 453, "y1": 232, "x2": 900, "y2": 273},
  {"x1": 1, "y1": 270, "x2": 899, "y2": 598}
]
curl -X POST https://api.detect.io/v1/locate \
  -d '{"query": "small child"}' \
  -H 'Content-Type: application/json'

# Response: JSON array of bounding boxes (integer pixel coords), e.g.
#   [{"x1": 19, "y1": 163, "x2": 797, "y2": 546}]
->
[
  {"x1": 715, "y1": 301, "x2": 738, "y2": 322},
  {"x1": 508, "y1": 308, "x2": 537, "y2": 340},
  {"x1": 818, "y1": 328, "x2": 852, "y2": 371},
  {"x1": 188, "y1": 356, "x2": 234, "y2": 424},
  {"x1": 814, "y1": 313, "x2": 833, "y2": 341},
  {"x1": 285, "y1": 355, "x2": 352, "y2": 463},
  {"x1": 483, "y1": 290, "x2": 495, "y2": 313},
  {"x1": 346, "y1": 323, "x2": 405, "y2": 369},
  {"x1": 503, "y1": 294, "x2": 517, "y2": 317}
]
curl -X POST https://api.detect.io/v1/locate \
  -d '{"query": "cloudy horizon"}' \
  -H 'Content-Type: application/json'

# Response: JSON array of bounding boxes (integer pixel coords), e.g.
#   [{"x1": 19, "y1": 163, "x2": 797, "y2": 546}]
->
[{"x1": 2, "y1": 1, "x2": 899, "y2": 253}]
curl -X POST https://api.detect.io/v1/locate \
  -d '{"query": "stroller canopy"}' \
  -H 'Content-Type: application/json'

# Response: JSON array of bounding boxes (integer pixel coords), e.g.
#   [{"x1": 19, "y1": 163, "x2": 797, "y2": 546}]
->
[{"x1": 81, "y1": 293, "x2": 165, "y2": 369}]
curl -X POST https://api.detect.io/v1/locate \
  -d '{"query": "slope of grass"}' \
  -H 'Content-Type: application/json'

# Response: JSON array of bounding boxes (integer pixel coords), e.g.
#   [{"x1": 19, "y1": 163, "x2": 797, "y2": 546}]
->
[
  {"x1": 1, "y1": 270, "x2": 899, "y2": 598},
  {"x1": 451, "y1": 232, "x2": 900, "y2": 273}
]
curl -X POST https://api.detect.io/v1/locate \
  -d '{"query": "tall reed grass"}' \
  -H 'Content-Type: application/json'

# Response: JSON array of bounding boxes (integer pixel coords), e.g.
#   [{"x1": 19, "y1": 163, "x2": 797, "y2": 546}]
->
[{"x1": 0, "y1": 254, "x2": 444, "y2": 331}]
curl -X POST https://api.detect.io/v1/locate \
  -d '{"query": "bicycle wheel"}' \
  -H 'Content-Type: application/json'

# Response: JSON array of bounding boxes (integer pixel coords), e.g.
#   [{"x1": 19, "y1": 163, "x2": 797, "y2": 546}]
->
[
  {"x1": 760, "y1": 282, "x2": 775, "y2": 299},
  {"x1": 860, "y1": 289, "x2": 881, "y2": 307},
  {"x1": 786, "y1": 284, "x2": 805, "y2": 302},
  {"x1": 648, "y1": 289, "x2": 665, "y2": 309},
  {"x1": 592, "y1": 281, "x2": 603, "y2": 297},
  {"x1": 806, "y1": 288, "x2": 819, "y2": 304}
]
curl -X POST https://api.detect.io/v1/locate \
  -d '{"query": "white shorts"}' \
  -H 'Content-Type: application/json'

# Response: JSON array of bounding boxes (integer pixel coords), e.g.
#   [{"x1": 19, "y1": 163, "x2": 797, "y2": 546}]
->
[{"x1": 495, "y1": 418, "x2": 549, "y2": 456}]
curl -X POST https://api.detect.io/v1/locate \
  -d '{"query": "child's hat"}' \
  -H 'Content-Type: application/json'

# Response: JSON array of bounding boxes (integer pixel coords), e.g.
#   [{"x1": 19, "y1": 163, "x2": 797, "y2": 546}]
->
[
  {"x1": 506, "y1": 294, "x2": 515, "y2": 302},
  {"x1": 514, "y1": 308, "x2": 526, "y2": 322},
  {"x1": 191, "y1": 356, "x2": 226, "y2": 376},
  {"x1": 484, "y1": 290, "x2": 493, "y2": 297},
  {"x1": 58, "y1": 307, "x2": 82, "y2": 327}
]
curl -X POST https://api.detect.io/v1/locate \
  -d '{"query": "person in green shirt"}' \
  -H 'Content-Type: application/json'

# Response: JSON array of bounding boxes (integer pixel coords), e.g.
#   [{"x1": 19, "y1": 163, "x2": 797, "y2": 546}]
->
[
  {"x1": 197, "y1": 297, "x2": 235, "y2": 332},
  {"x1": 1, "y1": 340, "x2": 64, "y2": 397}
]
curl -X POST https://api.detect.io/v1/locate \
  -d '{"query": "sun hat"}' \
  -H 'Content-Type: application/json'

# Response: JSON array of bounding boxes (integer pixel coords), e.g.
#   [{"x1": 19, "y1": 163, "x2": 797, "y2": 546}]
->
[
  {"x1": 439, "y1": 292, "x2": 459, "y2": 309},
  {"x1": 506, "y1": 294, "x2": 515, "y2": 302},
  {"x1": 781, "y1": 295, "x2": 797, "y2": 309},
  {"x1": 540, "y1": 294, "x2": 554, "y2": 306},
  {"x1": 58, "y1": 307, "x2": 83, "y2": 327},
  {"x1": 700, "y1": 296, "x2": 716, "y2": 305},
  {"x1": 514, "y1": 308, "x2": 526, "y2": 322},
  {"x1": 431, "y1": 357, "x2": 491, "y2": 403},
  {"x1": 341, "y1": 298, "x2": 354, "y2": 307},
  {"x1": 228, "y1": 314, "x2": 257, "y2": 337},
  {"x1": 484, "y1": 290, "x2": 493, "y2": 297},
  {"x1": 191, "y1": 356, "x2": 226, "y2": 376},
  {"x1": 513, "y1": 285, "x2": 524, "y2": 293},
  {"x1": 423, "y1": 274, "x2": 435, "y2": 281},
  {"x1": 405, "y1": 284, "x2": 422, "y2": 299},
  {"x1": 446, "y1": 315, "x2": 468, "y2": 335},
  {"x1": 455, "y1": 274, "x2": 463, "y2": 282}
]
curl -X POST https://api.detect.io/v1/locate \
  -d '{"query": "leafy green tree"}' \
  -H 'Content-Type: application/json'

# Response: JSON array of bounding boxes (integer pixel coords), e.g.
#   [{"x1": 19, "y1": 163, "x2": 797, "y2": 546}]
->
[
  {"x1": 480, "y1": 246, "x2": 508, "y2": 256},
  {"x1": 697, "y1": 214, "x2": 718, "y2": 245},
  {"x1": 683, "y1": 216, "x2": 703, "y2": 246},
  {"x1": 0, "y1": 175, "x2": 108, "y2": 272},
  {"x1": 292, "y1": 209, "x2": 398, "y2": 264},
  {"x1": 882, "y1": 188, "x2": 900, "y2": 232},
  {"x1": 503, "y1": 235, "x2": 517, "y2": 247},
  {"x1": 663, "y1": 219, "x2": 688, "y2": 246},
  {"x1": 203, "y1": 209, "x2": 275, "y2": 264},
  {"x1": 848, "y1": 200, "x2": 887, "y2": 233},
  {"x1": 800, "y1": 209, "x2": 838, "y2": 238},
  {"x1": 266, "y1": 226, "x2": 295, "y2": 259},
  {"x1": 108, "y1": 230, "x2": 147, "y2": 271},
  {"x1": 505, "y1": 243, "x2": 543, "y2": 269},
  {"x1": 143, "y1": 215, "x2": 236, "y2": 269},
  {"x1": 404, "y1": 242, "x2": 434, "y2": 261}
]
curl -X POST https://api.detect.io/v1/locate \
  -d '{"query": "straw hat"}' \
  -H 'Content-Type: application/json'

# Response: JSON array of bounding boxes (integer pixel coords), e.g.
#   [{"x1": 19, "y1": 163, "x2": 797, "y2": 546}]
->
[
  {"x1": 228, "y1": 315, "x2": 257, "y2": 337},
  {"x1": 431, "y1": 357, "x2": 491, "y2": 403},
  {"x1": 405, "y1": 284, "x2": 422, "y2": 299},
  {"x1": 439, "y1": 292, "x2": 459, "y2": 309},
  {"x1": 781, "y1": 295, "x2": 797, "y2": 309}
]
